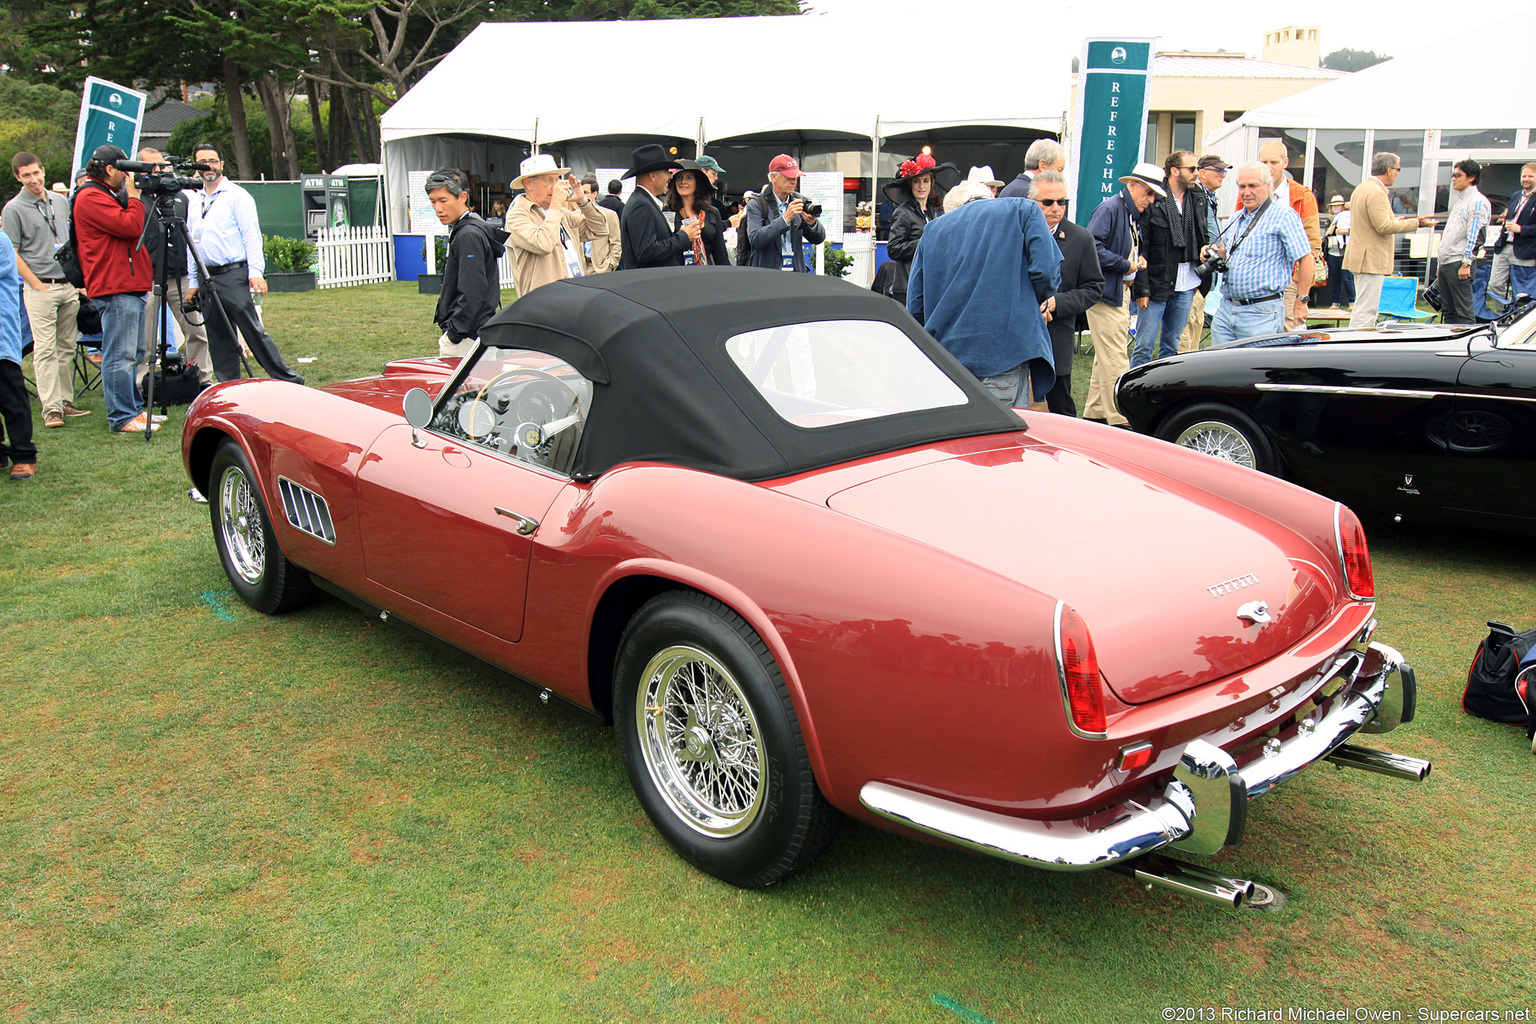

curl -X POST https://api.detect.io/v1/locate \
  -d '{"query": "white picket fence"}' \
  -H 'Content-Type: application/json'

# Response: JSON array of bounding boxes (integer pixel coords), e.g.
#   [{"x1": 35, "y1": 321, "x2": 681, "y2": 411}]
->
[{"x1": 316, "y1": 225, "x2": 394, "y2": 288}]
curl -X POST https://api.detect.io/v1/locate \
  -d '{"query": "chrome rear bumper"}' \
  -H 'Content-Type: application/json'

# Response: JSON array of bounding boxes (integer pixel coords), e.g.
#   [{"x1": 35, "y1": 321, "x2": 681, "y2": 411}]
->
[{"x1": 859, "y1": 639, "x2": 1429, "y2": 871}]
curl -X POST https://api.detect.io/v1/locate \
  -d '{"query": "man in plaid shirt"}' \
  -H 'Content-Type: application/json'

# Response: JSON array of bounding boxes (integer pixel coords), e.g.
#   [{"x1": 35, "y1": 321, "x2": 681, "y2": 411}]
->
[{"x1": 1210, "y1": 162, "x2": 1311, "y2": 344}]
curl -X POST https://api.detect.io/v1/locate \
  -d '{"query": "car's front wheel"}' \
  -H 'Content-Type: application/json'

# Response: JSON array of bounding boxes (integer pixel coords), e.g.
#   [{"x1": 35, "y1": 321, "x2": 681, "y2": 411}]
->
[
  {"x1": 614, "y1": 591, "x2": 838, "y2": 888},
  {"x1": 209, "y1": 439, "x2": 313, "y2": 614},
  {"x1": 1157, "y1": 403, "x2": 1278, "y2": 474}
]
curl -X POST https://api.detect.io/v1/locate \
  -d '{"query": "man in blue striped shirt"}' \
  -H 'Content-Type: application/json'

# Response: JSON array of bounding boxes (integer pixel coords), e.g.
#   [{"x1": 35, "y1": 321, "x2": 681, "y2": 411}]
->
[
  {"x1": 1211, "y1": 162, "x2": 1311, "y2": 344},
  {"x1": 1436, "y1": 159, "x2": 1490, "y2": 324}
]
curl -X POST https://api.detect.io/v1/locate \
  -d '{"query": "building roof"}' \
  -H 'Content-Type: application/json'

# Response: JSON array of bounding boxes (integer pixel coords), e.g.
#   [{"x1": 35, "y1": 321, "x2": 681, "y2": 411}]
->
[
  {"x1": 141, "y1": 98, "x2": 209, "y2": 136},
  {"x1": 1152, "y1": 53, "x2": 1345, "y2": 80}
]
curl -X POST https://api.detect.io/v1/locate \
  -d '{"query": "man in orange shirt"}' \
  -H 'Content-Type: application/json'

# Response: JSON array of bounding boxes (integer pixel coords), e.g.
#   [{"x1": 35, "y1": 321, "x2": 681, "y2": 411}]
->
[{"x1": 1259, "y1": 139, "x2": 1319, "y2": 328}]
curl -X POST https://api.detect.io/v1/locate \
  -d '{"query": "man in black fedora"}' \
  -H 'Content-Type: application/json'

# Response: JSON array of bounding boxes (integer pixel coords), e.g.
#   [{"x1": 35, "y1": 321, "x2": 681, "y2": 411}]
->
[{"x1": 619, "y1": 144, "x2": 700, "y2": 270}]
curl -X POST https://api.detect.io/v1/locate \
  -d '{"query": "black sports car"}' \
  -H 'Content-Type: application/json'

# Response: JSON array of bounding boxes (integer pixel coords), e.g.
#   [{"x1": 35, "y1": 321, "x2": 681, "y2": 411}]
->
[{"x1": 1116, "y1": 305, "x2": 1536, "y2": 538}]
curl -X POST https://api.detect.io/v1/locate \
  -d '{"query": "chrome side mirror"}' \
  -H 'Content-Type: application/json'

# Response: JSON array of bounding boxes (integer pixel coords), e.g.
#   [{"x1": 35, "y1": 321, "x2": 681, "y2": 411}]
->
[{"x1": 403, "y1": 387, "x2": 432, "y2": 448}]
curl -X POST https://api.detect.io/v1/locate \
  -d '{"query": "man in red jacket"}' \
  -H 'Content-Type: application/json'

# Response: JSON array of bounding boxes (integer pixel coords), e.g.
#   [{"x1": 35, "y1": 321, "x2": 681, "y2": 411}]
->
[{"x1": 74, "y1": 144, "x2": 158, "y2": 433}]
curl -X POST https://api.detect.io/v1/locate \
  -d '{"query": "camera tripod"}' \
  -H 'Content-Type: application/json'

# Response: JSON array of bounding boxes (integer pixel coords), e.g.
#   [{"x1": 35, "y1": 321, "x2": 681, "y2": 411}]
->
[{"x1": 139, "y1": 181, "x2": 255, "y2": 444}]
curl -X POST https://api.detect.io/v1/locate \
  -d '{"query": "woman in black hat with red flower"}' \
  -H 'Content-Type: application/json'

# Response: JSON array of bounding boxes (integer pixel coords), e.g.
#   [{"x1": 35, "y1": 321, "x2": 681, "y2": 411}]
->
[{"x1": 884, "y1": 153, "x2": 959, "y2": 304}]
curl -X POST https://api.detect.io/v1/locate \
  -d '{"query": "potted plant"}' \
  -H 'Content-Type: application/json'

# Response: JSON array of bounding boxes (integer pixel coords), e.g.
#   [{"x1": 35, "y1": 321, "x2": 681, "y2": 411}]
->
[
  {"x1": 417, "y1": 236, "x2": 448, "y2": 295},
  {"x1": 262, "y1": 235, "x2": 318, "y2": 292}
]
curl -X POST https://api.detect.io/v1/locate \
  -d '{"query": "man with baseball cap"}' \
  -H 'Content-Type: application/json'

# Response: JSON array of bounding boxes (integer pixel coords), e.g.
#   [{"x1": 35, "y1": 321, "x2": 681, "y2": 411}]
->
[
  {"x1": 694, "y1": 156, "x2": 726, "y2": 188},
  {"x1": 73, "y1": 143, "x2": 160, "y2": 433},
  {"x1": 744, "y1": 154, "x2": 825, "y2": 273},
  {"x1": 619, "y1": 144, "x2": 699, "y2": 270}
]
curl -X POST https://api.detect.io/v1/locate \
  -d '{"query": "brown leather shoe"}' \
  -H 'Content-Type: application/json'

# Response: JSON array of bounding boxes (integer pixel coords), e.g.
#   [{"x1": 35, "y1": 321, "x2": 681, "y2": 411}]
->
[
  {"x1": 43, "y1": 410, "x2": 64, "y2": 428},
  {"x1": 62, "y1": 402, "x2": 92, "y2": 417},
  {"x1": 9, "y1": 463, "x2": 36, "y2": 481}
]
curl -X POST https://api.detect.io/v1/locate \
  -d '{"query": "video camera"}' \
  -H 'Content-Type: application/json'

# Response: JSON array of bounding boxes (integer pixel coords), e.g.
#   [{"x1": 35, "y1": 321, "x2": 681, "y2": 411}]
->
[{"x1": 118, "y1": 155, "x2": 211, "y2": 197}]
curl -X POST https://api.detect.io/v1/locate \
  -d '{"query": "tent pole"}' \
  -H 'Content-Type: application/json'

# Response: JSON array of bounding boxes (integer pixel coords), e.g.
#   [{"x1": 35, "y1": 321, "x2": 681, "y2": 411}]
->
[
  {"x1": 697, "y1": 118, "x2": 705, "y2": 160},
  {"x1": 871, "y1": 116, "x2": 881, "y2": 215},
  {"x1": 532, "y1": 117, "x2": 539, "y2": 154}
]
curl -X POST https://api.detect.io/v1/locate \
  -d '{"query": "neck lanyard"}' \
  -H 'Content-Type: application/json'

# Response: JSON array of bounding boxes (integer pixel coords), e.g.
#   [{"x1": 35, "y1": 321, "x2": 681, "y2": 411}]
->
[
  {"x1": 200, "y1": 188, "x2": 223, "y2": 218},
  {"x1": 35, "y1": 195, "x2": 57, "y2": 237},
  {"x1": 1223, "y1": 198, "x2": 1272, "y2": 257}
]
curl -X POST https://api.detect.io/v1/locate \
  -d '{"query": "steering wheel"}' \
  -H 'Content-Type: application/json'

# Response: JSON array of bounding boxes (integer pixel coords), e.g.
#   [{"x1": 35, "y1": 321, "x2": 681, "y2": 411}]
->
[{"x1": 471, "y1": 366, "x2": 585, "y2": 461}]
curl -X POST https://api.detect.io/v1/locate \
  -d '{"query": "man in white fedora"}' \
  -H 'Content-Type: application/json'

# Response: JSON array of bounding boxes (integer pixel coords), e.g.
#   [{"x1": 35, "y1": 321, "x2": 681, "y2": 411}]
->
[
  {"x1": 966, "y1": 165, "x2": 1005, "y2": 198},
  {"x1": 1081, "y1": 162, "x2": 1162, "y2": 426},
  {"x1": 506, "y1": 153, "x2": 608, "y2": 298}
]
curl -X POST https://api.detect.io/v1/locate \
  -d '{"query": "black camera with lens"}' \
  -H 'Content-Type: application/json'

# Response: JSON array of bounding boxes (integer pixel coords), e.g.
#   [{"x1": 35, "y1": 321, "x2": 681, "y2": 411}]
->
[
  {"x1": 180, "y1": 294, "x2": 203, "y2": 316},
  {"x1": 120, "y1": 155, "x2": 210, "y2": 197},
  {"x1": 1195, "y1": 254, "x2": 1228, "y2": 280},
  {"x1": 793, "y1": 194, "x2": 823, "y2": 218}
]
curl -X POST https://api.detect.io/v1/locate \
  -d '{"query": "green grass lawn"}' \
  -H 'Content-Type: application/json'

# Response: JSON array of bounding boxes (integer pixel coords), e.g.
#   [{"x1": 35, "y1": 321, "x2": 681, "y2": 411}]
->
[{"x1": 2, "y1": 284, "x2": 1534, "y2": 1022}]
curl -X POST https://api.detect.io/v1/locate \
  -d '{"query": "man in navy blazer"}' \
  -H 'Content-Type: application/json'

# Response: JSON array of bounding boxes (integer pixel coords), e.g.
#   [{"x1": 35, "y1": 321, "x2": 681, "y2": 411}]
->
[
  {"x1": 745, "y1": 154, "x2": 826, "y2": 272},
  {"x1": 1490, "y1": 161, "x2": 1536, "y2": 309},
  {"x1": 619, "y1": 144, "x2": 699, "y2": 270},
  {"x1": 1031, "y1": 171, "x2": 1103, "y2": 417}
]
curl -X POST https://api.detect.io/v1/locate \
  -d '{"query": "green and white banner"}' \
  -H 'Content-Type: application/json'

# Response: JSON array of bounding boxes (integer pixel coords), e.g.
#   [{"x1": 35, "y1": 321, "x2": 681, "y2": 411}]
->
[
  {"x1": 72, "y1": 77, "x2": 147, "y2": 175},
  {"x1": 1070, "y1": 38, "x2": 1155, "y2": 224}
]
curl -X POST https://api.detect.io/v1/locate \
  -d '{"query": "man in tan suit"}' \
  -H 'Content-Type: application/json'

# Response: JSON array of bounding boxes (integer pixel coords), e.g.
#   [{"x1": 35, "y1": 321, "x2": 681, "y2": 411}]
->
[
  {"x1": 507, "y1": 154, "x2": 608, "y2": 297},
  {"x1": 1343, "y1": 152, "x2": 1434, "y2": 328},
  {"x1": 580, "y1": 175, "x2": 621, "y2": 273}
]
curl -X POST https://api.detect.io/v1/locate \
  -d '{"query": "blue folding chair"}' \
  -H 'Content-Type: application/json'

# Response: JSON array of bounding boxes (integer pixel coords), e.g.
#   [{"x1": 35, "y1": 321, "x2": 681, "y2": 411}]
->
[{"x1": 1377, "y1": 276, "x2": 1433, "y2": 322}]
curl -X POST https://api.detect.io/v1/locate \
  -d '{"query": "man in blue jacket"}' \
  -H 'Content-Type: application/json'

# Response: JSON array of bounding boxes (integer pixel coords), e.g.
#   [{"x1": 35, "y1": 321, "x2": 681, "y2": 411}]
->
[
  {"x1": 907, "y1": 185, "x2": 1061, "y2": 407},
  {"x1": 0, "y1": 231, "x2": 33, "y2": 479},
  {"x1": 1081, "y1": 164, "x2": 1161, "y2": 426},
  {"x1": 745, "y1": 155, "x2": 826, "y2": 272}
]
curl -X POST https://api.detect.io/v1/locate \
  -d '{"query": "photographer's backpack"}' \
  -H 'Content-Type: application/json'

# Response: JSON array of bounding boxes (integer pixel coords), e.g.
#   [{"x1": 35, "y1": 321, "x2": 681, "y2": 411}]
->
[
  {"x1": 733, "y1": 193, "x2": 774, "y2": 267},
  {"x1": 1463, "y1": 621, "x2": 1536, "y2": 749},
  {"x1": 55, "y1": 189, "x2": 88, "y2": 289}
]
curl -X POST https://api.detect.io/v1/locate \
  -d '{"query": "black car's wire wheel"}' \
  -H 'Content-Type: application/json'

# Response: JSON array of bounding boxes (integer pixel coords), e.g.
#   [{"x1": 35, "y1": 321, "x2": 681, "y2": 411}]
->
[
  {"x1": 1157, "y1": 403, "x2": 1278, "y2": 474},
  {"x1": 209, "y1": 439, "x2": 313, "y2": 614},
  {"x1": 615, "y1": 591, "x2": 838, "y2": 888}
]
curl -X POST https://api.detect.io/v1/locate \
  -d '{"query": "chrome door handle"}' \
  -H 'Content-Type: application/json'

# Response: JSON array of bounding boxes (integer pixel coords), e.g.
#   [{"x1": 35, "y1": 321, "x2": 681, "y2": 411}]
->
[{"x1": 493, "y1": 507, "x2": 539, "y2": 535}]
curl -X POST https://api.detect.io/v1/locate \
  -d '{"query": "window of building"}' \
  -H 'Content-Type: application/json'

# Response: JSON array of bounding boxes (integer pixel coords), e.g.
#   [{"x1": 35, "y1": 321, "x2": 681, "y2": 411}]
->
[
  {"x1": 1440, "y1": 129, "x2": 1516, "y2": 149},
  {"x1": 1173, "y1": 116, "x2": 1196, "y2": 155}
]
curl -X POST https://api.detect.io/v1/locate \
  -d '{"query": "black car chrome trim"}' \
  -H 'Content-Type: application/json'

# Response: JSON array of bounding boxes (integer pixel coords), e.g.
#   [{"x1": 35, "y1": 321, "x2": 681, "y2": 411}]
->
[
  {"x1": 276, "y1": 476, "x2": 337, "y2": 545},
  {"x1": 1253, "y1": 383, "x2": 1456, "y2": 400}
]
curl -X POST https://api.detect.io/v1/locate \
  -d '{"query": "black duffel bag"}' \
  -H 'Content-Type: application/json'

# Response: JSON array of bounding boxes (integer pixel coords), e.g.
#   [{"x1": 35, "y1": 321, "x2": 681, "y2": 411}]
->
[
  {"x1": 1463, "y1": 620, "x2": 1536, "y2": 724},
  {"x1": 139, "y1": 355, "x2": 204, "y2": 406}
]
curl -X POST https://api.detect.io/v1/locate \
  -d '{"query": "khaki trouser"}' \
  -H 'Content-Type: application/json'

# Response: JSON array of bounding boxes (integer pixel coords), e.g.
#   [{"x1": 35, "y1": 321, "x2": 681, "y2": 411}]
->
[
  {"x1": 1083, "y1": 289, "x2": 1132, "y2": 426},
  {"x1": 1282, "y1": 280, "x2": 1299, "y2": 330},
  {"x1": 1179, "y1": 288, "x2": 1206, "y2": 353},
  {"x1": 24, "y1": 282, "x2": 80, "y2": 416},
  {"x1": 1349, "y1": 273, "x2": 1385, "y2": 329}
]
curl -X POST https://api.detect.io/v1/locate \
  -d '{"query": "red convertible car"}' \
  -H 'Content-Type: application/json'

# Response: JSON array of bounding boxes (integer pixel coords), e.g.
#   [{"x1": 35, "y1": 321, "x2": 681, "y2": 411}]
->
[{"x1": 183, "y1": 269, "x2": 1429, "y2": 907}]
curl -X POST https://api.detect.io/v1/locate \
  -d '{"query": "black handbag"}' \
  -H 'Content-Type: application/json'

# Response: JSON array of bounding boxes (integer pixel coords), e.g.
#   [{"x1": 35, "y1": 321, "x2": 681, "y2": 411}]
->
[
  {"x1": 1422, "y1": 280, "x2": 1443, "y2": 312},
  {"x1": 139, "y1": 355, "x2": 204, "y2": 406},
  {"x1": 76, "y1": 298, "x2": 102, "y2": 336}
]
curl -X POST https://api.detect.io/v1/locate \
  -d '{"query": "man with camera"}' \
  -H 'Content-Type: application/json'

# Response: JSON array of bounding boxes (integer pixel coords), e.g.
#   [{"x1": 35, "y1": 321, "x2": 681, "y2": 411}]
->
[
  {"x1": 1208, "y1": 162, "x2": 1312, "y2": 345},
  {"x1": 745, "y1": 154, "x2": 825, "y2": 272},
  {"x1": 73, "y1": 144, "x2": 162, "y2": 433},
  {"x1": 184, "y1": 143, "x2": 304, "y2": 384},
  {"x1": 5, "y1": 151, "x2": 85, "y2": 429},
  {"x1": 134, "y1": 147, "x2": 212, "y2": 389}
]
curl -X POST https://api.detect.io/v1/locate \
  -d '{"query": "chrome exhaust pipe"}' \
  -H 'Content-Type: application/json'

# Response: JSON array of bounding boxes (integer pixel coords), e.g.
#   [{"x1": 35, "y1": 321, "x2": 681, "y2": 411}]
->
[
  {"x1": 1110, "y1": 855, "x2": 1257, "y2": 908},
  {"x1": 1324, "y1": 742, "x2": 1432, "y2": 782}
]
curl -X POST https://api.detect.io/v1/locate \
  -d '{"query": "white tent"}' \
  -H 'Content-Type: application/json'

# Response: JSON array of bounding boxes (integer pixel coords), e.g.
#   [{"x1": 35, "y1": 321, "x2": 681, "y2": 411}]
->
[
  {"x1": 380, "y1": 14, "x2": 1074, "y2": 232},
  {"x1": 1221, "y1": 10, "x2": 1534, "y2": 131}
]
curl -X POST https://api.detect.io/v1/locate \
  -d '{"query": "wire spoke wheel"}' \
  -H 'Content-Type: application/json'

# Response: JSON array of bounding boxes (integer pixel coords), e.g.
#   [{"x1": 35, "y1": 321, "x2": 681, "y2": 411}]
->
[
  {"x1": 637, "y1": 645, "x2": 766, "y2": 837},
  {"x1": 218, "y1": 463, "x2": 266, "y2": 584},
  {"x1": 1172, "y1": 419, "x2": 1259, "y2": 469}
]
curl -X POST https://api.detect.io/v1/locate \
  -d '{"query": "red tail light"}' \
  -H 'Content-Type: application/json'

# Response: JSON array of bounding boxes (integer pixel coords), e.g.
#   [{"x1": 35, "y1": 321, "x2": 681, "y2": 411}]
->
[
  {"x1": 1056, "y1": 603, "x2": 1107, "y2": 737},
  {"x1": 1335, "y1": 505, "x2": 1375, "y2": 600}
]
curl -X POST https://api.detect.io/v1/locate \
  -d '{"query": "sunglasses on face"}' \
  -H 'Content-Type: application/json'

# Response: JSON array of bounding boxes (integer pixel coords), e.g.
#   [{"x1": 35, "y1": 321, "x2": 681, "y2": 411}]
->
[{"x1": 1036, "y1": 198, "x2": 1069, "y2": 207}]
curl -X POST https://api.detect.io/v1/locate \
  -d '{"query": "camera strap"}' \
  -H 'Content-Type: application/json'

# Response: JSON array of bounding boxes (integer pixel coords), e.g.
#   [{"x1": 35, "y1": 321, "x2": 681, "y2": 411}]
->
[{"x1": 1223, "y1": 197, "x2": 1272, "y2": 259}]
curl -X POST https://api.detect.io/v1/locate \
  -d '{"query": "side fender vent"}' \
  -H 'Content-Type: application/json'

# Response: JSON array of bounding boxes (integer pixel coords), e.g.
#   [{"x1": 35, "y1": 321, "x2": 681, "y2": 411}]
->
[{"x1": 278, "y1": 477, "x2": 336, "y2": 545}]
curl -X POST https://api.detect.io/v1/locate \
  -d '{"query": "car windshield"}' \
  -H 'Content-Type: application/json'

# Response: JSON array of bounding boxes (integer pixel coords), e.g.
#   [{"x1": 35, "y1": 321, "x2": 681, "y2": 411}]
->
[
  {"x1": 1497, "y1": 301, "x2": 1536, "y2": 348},
  {"x1": 723, "y1": 319, "x2": 968, "y2": 428},
  {"x1": 431, "y1": 347, "x2": 593, "y2": 476}
]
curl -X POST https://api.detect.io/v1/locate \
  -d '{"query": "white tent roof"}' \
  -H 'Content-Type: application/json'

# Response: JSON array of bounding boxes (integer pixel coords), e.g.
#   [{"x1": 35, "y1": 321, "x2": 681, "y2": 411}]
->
[
  {"x1": 1232, "y1": 10, "x2": 1536, "y2": 130},
  {"x1": 381, "y1": 15, "x2": 1071, "y2": 147}
]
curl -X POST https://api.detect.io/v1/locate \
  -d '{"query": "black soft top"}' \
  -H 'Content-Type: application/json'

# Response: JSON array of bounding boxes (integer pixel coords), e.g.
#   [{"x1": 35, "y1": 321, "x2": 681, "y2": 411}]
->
[{"x1": 476, "y1": 268, "x2": 1022, "y2": 482}]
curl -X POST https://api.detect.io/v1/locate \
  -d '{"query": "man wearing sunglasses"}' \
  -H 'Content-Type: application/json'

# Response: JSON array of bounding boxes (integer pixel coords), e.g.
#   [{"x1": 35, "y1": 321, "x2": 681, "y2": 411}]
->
[
  {"x1": 1130, "y1": 151, "x2": 1210, "y2": 368},
  {"x1": 1031, "y1": 171, "x2": 1102, "y2": 416},
  {"x1": 1179, "y1": 156, "x2": 1229, "y2": 352}
]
